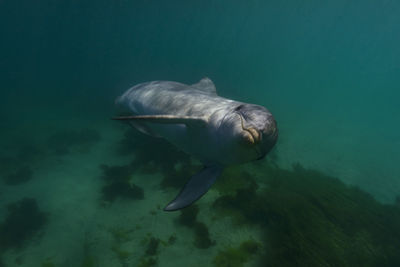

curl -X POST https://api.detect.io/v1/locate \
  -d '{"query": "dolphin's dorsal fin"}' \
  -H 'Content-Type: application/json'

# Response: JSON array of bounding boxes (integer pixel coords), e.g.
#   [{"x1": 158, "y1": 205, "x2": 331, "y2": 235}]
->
[
  {"x1": 112, "y1": 114, "x2": 208, "y2": 127},
  {"x1": 191, "y1": 77, "x2": 217, "y2": 95},
  {"x1": 164, "y1": 165, "x2": 224, "y2": 211}
]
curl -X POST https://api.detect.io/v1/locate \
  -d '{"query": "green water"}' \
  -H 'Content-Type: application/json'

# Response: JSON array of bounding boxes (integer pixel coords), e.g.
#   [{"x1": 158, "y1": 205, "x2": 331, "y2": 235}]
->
[{"x1": 1, "y1": 1, "x2": 399, "y2": 266}]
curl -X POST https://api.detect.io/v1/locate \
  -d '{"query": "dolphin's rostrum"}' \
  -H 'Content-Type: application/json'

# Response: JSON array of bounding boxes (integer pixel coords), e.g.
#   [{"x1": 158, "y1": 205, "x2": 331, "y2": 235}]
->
[{"x1": 114, "y1": 78, "x2": 278, "y2": 211}]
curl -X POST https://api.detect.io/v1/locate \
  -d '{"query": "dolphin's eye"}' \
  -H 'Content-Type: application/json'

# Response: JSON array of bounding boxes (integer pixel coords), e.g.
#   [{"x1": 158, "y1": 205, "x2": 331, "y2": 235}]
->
[{"x1": 234, "y1": 105, "x2": 244, "y2": 111}]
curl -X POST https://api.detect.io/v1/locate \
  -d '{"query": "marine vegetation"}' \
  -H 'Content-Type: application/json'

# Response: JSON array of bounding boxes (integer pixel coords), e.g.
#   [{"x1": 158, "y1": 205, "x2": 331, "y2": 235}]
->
[
  {"x1": 115, "y1": 116, "x2": 400, "y2": 265},
  {"x1": 99, "y1": 164, "x2": 144, "y2": 202},
  {"x1": 41, "y1": 259, "x2": 56, "y2": 267},
  {"x1": 109, "y1": 227, "x2": 134, "y2": 243},
  {"x1": 213, "y1": 240, "x2": 261, "y2": 267},
  {"x1": 80, "y1": 240, "x2": 97, "y2": 267},
  {"x1": 214, "y1": 167, "x2": 258, "y2": 196},
  {"x1": 46, "y1": 128, "x2": 101, "y2": 155},
  {"x1": 117, "y1": 128, "x2": 201, "y2": 190},
  {"x1": 177, "y1": 203, "x2": 199, "y2": 226},
  {"x1": 137, "y1": 257, "x2": 157, "y2": 267},
  {"x1": 193, "y1": 222, "x2": 215, "y2": 249},
  {"x1": 177, "y1": 205, "x2": 215, "y2": 249},
  {"x1": 80, "y1": 256, "x2": 96, "y2": 267},
  {"x1": 108, "y1": 226, "x2": 133, "y2": 265},
  {"x1": 145, "y1": 237, "x2": 160, "y2": 256},
  {"x1": 0, "y1": 198, "x2": 47, "y2": 250},
  {"x1": 0, "y1": 143, "x2": 45, "y2": 188},
  {"x1": 0, "y1": 144, "x2": 44, "y2": 179},
  {"x1": 213, "y1": 163, "x2": 400, "y2": 266},
  {"x1": 3, "y1": 165, "x2": 33, "y2": 185},
  {"x1": 167, "y1": 233, "x2": 177, "y2": 245},
  {"x1": 137, "y1": 234, "x2": 161, "y2": 267},
  {"x1": 111, "y1": 245, "x2": 130, "y2": 262},
  {"x1": 117, "y1": 128, "x2": 188, "y2": 167}
]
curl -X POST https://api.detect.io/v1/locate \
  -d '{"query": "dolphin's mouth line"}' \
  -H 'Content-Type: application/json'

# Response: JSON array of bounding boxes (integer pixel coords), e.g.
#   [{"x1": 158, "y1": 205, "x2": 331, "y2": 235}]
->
[
  {"x1": 237, "y1": 113, "x2": 263, "y2": 158},
  {"x1": 237, "y1": 113, "x2": 260, "y2": 144}
]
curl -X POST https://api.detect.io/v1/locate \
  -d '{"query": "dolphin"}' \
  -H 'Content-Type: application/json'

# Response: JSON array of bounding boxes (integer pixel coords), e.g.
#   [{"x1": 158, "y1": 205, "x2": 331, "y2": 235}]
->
[{"x1": 114, "y1": 78, "x2": 278, "y2": 211}]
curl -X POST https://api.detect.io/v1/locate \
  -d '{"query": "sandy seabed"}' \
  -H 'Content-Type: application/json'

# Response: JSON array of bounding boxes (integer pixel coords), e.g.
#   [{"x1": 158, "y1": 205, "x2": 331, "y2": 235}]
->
[{"x1": 0, "y1": 118, "x2": 398, "y2": 267}]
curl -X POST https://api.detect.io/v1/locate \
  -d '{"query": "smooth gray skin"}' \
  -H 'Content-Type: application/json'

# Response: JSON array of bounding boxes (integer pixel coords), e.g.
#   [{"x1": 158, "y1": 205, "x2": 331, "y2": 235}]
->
[{"x1": 115, "y1": 78, "x2": 278, "y2": 210}]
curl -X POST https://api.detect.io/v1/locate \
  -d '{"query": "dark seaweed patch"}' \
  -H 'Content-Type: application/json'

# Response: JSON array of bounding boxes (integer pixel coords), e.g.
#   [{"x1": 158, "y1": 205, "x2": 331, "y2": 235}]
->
[
  {"x1": 167, "y1": 234, "x2": 177, "y2": 245},
  {"x1": 99, "y1": 164, "x2": 144, "y2": 202},
  {"x1": 0, "y1": 142, "x2": 45, "y2": 185},
  {"x1": 160, "y1": 163, "x2": 201, "y2": 190},
  {"x1": 138, "y1": 257, "x2": 157, "y2": 267},
  {"x1": 177, "y1": 204, "x2": 199, "y2": 226},
  {"x1": 213, "y1": 163, "x2": 400, "y2": 266},
  {"x1": 138, "y1": 234, "x2": 160, "y2": 267},
  {"x1": 176, "y1": 205, "x2": 215, "y2": 249},
  {"x1": 193, "y1": 222, "x2": 215, "y2": 249},
  {"x1": 214, "y1": 167, "x2": 258, "y2": 196},
  {"x1": 0, "y1": 198, "x2": 47, "y2": 250},
  {"x1": 100, "y1": 164, "x2": 134, "y2": 183},
  {"x1": 41, "y1": 259, "x2": 56, "y2": 267},
  {"x1": 213, "y1": 240, "x2": 260, "y2": 267},
  {"x1": 102, "y1": 181, "x2": 144, "y2": 202},
  {"x1": 116, "y1": 128, "x2": 201, "y2": 190},
  {"x1": 116, "y1": 128, "x2": 214, "y2": 249},
  {"x1": 145, "y1": 237, "x2": 160, "y2": 256}
]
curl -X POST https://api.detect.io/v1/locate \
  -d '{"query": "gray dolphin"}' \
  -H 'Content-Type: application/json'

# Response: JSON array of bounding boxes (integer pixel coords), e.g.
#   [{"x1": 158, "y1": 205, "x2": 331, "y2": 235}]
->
[{"x1": 114, "y1": 78, "x2": 278, "y2": 211}]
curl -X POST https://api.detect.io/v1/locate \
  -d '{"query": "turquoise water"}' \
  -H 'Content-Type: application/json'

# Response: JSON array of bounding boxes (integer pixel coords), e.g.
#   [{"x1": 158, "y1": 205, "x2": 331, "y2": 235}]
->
[{"x1": 1, "y1": 1, "x2": 400, "y2": 266}]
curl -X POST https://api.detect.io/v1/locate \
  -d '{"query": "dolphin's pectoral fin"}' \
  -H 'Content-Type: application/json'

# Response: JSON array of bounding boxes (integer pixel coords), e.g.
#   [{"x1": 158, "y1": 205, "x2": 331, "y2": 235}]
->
[
  {"x1": 163, "y1": 165, "x2": 223, "y2": 211},
  {"x1": 112, "y1": 115, "x2": 208, "y2": 127},
  {"x1": 128, "y1": 121, "x2": 162, "y2": 138}
]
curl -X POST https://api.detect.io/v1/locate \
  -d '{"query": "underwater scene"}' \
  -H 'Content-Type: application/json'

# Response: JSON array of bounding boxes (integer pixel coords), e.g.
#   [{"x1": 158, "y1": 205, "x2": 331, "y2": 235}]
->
[{"x1": 1, "y1": 0, "x2": 400, "y2": 266}]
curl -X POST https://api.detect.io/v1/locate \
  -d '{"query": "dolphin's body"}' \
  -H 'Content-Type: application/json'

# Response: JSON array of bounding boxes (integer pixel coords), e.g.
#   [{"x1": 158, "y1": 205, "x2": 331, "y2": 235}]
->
[{"x1": 115, "y1": 78, "x2": 278, "y2": 211}]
